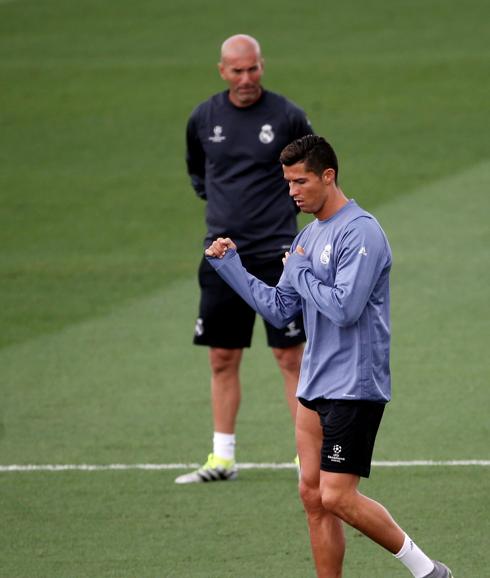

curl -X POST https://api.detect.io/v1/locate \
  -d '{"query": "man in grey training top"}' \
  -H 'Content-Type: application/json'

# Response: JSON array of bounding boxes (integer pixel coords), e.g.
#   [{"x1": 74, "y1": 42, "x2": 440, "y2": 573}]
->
[{"x1": 205, "y1": 135, "x2": 453, "y2": 577}]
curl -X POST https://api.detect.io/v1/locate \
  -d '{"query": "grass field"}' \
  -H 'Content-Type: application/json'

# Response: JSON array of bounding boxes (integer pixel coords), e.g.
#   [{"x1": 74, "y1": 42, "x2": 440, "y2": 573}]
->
[{"x1": 1, "y1": 0, "x2": 489, "y2": 576}]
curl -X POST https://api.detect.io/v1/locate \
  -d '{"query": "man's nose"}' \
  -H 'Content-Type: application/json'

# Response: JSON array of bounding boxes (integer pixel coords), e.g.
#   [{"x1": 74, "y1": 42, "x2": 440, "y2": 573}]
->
[{"x1": 239, "y1": 71, "x2": 251, "y2": 84}]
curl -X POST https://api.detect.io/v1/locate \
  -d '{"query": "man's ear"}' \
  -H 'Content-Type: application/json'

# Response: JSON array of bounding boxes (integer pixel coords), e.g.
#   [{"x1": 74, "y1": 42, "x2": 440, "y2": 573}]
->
[{"x1": 322, "y1": 167, "x2": 335, "y2": 185}]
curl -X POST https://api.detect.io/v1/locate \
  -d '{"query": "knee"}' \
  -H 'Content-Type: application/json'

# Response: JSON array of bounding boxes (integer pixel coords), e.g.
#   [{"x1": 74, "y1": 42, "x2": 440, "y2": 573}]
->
[
  {"x1": 299, "y1": 480, "x2": 323, "y2": 516},
  {"x1": 320, "y1": 487, "x2": 349, "y2": 518},
  {"x1": 209, "y1": 348, "x2": 241, "y2": 376},
  {"x1": 273, "y1": 346, "x2": 303, "y2": 373}
]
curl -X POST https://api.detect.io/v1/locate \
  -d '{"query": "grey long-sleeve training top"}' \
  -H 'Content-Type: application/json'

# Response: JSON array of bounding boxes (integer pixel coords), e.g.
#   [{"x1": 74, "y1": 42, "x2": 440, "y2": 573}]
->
[{"x1": 207, "y1": 200, "x2": 393, "y2": 403}]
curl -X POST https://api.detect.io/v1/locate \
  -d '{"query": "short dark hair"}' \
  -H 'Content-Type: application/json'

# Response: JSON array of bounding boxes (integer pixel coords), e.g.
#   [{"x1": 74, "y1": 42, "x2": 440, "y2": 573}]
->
[{"x1": 280, "y1": 135, "x2": 339, "y2": 182}]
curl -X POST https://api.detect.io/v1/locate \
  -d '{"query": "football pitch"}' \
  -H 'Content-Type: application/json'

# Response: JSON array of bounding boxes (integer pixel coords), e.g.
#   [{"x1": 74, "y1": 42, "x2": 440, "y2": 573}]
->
[{"x1": 1, "y1": 1, "x2": 489, "y2": 576}]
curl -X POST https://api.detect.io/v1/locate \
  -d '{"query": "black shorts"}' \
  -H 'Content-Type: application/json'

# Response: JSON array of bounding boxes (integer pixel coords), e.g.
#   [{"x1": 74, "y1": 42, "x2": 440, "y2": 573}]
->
[
  {"x1": 299, "y1": 398, "x2": 385, "y2": 478},
  {"x1": 193, "y1": 254, "x2": 306, "y2": 349}
]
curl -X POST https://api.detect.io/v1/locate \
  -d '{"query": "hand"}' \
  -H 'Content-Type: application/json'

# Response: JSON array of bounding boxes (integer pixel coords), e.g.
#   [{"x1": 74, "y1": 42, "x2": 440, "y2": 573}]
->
[
  {"x1": 205, "y1": 237, "x2": 237, "y2": 258},
  {"x1": 282, "y1": 245, "x2": 305, "y2": 265}
]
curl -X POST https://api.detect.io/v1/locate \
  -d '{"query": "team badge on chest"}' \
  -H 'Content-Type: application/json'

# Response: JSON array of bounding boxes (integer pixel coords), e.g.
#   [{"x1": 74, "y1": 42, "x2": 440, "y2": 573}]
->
[
  {"x1": 209, "y1": 126, "x2": 226, "y2": 143},
  {"x1": 320, "y1": 244, "x2": 332, "y2": 265},
  {"x1": 259, "y1": 124, "x2": 274, "y2": 144}
]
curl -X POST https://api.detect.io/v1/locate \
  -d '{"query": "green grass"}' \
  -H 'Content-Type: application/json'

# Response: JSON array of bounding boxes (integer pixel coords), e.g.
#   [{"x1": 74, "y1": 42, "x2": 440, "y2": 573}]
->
[
  {"x1": 1, "y1": 0, "x2": 489, "y2": 576},
  {"x1": 0, "y1": 468, "x2": 487, "y2": 577}
]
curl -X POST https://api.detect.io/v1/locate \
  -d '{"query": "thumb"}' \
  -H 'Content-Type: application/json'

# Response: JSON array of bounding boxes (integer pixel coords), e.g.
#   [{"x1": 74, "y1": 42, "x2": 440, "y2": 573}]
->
[{"x1": 296, "y1": 245, "x2": 305, "y2": 255}]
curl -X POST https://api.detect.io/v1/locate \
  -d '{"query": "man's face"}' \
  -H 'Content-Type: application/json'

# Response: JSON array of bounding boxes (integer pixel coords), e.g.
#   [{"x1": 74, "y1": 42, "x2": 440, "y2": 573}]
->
[
  {"x1": 283, "y1": 162, "x2": 331, "y2": 218},
  {"x1": 219, "y1": 52, "x2": 264, "y2": 107}
]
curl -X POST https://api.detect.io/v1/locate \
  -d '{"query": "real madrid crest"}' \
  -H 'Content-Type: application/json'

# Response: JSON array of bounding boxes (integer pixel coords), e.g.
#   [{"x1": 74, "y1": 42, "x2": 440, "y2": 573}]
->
[
  {"x1": 259, "y1": 124, "x2": 274, "y2": 144},
  {"x1": 320, "y1": 244, "x2": 332, "y2": 265}
]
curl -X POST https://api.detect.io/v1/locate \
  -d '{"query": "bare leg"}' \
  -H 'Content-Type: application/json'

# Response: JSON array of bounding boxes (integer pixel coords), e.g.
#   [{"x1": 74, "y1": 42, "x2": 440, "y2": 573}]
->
[
  {"x1": 319, "y1": 471, "x2": 405, "y2": 554},
  {"x1": 209, "y1": 348, "x2": 243, "y2": 433},
  {"x1": 296, "y1": 404, "x2": 345, "y2": 578},
  {"x1": 272, "y1": 344, "x2": 303, "y2": 423}
]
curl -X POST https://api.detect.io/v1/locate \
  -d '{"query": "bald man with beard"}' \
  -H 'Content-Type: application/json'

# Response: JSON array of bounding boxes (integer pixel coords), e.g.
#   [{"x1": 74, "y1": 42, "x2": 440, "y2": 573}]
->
[{"x1": 176, "y1": 34, "x2": 313, "y2": 484}]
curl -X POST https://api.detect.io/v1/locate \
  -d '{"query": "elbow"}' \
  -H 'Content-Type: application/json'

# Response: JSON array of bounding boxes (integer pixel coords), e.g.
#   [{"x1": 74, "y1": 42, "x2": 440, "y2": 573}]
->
[
  {"x1": 330, "y1": 306, "x2": 362, "y2": 328},
  {"x1": 332, "y1": 315, "x2": 354, "y2": 328},
  {"x1": 272, "y1": 318, "x2": 290, "y2": 329},
  {"x1": 335, "y1": 317, "x2": 356, "y2": 328},
  {"x1": 256, "y1": 304, "x2": 298, "y2": 329},
  {"x1": 262, "y1": 310, "x2": 294, "y2": 329},
  {"x1": 254, "y1": 291, "x2": 300, "y2": 329},
  {"x1": 328, "y1": 290, "x2": 363, "y2": 327}
]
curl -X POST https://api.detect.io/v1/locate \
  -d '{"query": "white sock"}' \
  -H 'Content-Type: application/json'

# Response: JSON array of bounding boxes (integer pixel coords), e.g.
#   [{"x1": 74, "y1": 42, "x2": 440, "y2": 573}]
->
[
  {"x1": 213, "y1": 432, "x2": 236, "y2": 461},
  {"x1": 394, "y1": 534, "x2": 435, "y2": 578}
]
